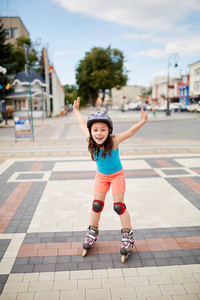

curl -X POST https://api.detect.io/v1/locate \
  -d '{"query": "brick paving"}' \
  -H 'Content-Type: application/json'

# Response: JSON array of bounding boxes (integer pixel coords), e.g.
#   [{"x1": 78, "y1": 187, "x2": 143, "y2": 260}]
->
[
  {"x1": 0, "y1": 154, "x2": 200, "y2": 298},
  {"x1": 0, "y1": 112, "x2": 200, "y2": 299}
]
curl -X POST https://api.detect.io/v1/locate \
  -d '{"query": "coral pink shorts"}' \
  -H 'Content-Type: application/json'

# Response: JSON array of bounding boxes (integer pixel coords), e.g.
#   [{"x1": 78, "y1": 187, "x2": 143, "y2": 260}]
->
[{"x1": 94, "y1": 169, "x2": 126, "y2": 194}]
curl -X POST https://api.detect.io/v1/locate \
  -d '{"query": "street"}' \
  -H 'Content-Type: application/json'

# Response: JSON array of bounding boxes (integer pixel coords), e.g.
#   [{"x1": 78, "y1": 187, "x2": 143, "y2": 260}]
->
[{"x1": 0, "y1": 110, "x2": 200, "y2": 159}]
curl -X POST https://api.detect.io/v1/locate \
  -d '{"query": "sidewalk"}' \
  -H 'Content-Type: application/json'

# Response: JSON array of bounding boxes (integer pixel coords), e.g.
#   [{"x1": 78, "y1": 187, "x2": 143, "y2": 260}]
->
[
  {"x1": 1, "y1": 109, "x2": 200, "y2": 128},
  {"x1": 0, "y1": 109, "x2": 200, "y2": 299}
]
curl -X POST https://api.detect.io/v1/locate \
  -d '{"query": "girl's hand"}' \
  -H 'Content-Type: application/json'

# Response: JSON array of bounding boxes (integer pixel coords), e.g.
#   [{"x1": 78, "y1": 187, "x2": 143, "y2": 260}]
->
[
  {"x1": 141, "y1": 107, "x2": 148, "y2": 123},
  {"x1": 73, "y1": 97, "x2": 80, "y2": 110}
]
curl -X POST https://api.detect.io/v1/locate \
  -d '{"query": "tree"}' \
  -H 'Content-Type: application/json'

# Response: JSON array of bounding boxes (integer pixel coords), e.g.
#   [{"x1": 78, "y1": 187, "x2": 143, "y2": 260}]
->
[
  {"x1": 0, "y1": 19, "x2": 15, "y2": 71},
  {"x1": 76, "y1": 46, "x2": 128, "y2": 106},
  {"x1": 0, "y1": 18, "x2": 16, "y2": 100},
  {"x1": 64, "y1": 84, "x2": 80, "y2": 106},
  {"x1": 11, "y1": 36, "x2": 40, "y2": 74},
  {"x1": 0, "y1": 18, "x2": 41, "y2": 76}
]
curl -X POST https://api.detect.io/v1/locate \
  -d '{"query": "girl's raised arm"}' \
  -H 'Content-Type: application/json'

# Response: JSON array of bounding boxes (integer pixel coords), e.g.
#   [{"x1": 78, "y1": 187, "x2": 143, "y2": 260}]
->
[
  {"x1": 113, "y1": 107, "x2": 148, "y2": 147},
  {"x1": 73, "y1": 97, "x2": 89, "y2": 138}
]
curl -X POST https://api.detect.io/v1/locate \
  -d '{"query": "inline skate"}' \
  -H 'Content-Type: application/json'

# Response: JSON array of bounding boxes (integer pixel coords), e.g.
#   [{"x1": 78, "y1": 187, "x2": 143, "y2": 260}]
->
[
  {"x1": 82, "y1": 225, "x2": 99, "y2": 257},
  {"x1": 120, "y1": 228, "x2": 134, "y2": 263}
]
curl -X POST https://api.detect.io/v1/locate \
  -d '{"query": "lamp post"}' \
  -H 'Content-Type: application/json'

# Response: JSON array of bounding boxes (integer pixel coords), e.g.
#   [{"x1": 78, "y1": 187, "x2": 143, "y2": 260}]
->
[
  {"x1": 0, "y1": 66, "x2": 8, "y2": 124},
  {"x1": 24, "y1": 43, "x2": 34, "y2": 140},
  {"x1": 166, "y1": 53, "x2": 180, "y2": 116}
]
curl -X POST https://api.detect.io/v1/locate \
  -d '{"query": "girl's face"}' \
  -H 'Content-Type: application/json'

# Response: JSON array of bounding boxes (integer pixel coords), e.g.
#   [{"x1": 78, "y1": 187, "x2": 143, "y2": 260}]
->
[{"x1": 91, "y1": 122, "x2": 109, "y2": 145}]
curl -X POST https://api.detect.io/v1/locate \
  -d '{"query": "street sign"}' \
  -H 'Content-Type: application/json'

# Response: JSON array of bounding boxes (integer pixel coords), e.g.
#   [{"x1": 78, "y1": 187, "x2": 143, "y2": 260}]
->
[{"x1": 14, "y1": 116, "x2": 32, "y2": 140}]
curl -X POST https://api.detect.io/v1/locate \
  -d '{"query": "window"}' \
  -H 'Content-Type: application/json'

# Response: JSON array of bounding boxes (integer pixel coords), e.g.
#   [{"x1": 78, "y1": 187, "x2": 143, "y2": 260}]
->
[
  {"x1": 182, "y1": 76, "x2": 188, "y2": 84},
  {"x1": 10, "y1": 28, "x2": 18, "y2": 38},
  {"x1": 4, "y1": 28, "x2": 19, "y2": 39},
  {"x1": 194, "y1": 81, "x2": 200, "y2": 92},
  {"x1": 194, "y1": 68, "x2": 200, "y2": 76},
  {"x1": 5, "y1": 29, "x2": 11, "y2": 38}
]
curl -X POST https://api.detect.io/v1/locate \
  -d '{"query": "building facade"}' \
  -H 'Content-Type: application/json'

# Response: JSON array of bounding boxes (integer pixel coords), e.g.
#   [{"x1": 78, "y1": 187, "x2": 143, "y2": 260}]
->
[
  {"x1": 179, "y1": 75, "x2": 189, "y2": 105},
  {"x1": 111, "y1": 85, "x2": 148, "y2": 107},
  {"x1": 189, "y1": 60, "x2": 200, "y2": 103},
  {"x1": 1, "y1": 17, "x2": 29, "y2": 46},
  {"x1": 49, "y1": 65, "x2": 65, "y2": 117},
  {"x1": 6, "y1": 71, "x2": 52, "y2": 119},
  {"x1": 151, "y1": 76, "x2": 181, "y2": 106},
  {"x1": 6, "y1": 67, "x2": 65, "y2": 119}
]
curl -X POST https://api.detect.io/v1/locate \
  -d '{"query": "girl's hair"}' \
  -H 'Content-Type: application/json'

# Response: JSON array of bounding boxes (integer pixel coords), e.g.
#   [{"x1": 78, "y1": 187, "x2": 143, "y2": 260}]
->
[{"x1": 88, "y1": 134, "x2": 113, "y2": 161}]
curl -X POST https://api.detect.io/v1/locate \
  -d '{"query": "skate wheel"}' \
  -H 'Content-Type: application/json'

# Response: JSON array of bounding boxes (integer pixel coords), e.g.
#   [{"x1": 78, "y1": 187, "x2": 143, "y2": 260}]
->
[
  {"x1": 82, "y1": 249, "x2": 88, "y2": 257},
  {"x1": 121, "y1": 255, "x2": 126, "y2": 263}
]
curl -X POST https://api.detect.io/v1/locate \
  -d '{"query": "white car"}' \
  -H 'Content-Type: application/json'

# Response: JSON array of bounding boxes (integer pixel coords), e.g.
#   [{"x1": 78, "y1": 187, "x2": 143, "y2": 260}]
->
[
  {"x1": 128, "y1": 103, "x2": 138, "y2": 110},
  {"x1": 146, "y1": 105, "x2": 152, "y2": 111},
  {"x1": 170, "y1": 103, "x2": 188, "y2": 112},
  {"x1": 154, "y1": 105, "x2": 167, "y2": 111},
  {"x1": 187, "y1": 103, "x2": 200, "y2": 112},
  {"x1": 112, "y1": 105, "x2": 120, "y2": 110},
  {"x1": 121, "y1": 104, "x2": 129, "y2": 111}
]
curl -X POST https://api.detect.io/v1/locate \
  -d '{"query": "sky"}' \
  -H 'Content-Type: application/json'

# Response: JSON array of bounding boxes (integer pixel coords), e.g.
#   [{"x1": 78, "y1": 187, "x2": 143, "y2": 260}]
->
[{"x1": 1, "y1": 0, "x2": 200, "y2": 88}]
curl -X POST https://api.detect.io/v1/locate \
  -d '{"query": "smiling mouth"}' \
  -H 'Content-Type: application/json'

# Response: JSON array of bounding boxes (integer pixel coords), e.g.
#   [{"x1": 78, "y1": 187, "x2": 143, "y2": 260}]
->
[{"x1": 95, "y1": 137, "x2": 104, "y2": 145}]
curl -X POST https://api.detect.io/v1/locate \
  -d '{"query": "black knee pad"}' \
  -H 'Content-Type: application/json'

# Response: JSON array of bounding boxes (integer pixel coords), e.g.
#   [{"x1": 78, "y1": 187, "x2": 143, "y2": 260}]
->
[
  {"x1": 92, "y1": 200, "x2": 104, "y2": 213},
  {"x1": 113, "y1": 202, "x2": 126, "y2": 215}
]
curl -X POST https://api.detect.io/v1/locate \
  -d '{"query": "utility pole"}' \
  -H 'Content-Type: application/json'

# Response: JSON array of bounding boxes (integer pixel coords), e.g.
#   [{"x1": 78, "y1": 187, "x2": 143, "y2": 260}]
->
[
  {"x1": 166, "y1": 53, "x2": 180, "y2": 116},
  {"x1": 24, "y1": 43, "x2": 34, "y2": 141},
  {"x1": 0, "y1": 66, "x2": 8, "y2": 124}
]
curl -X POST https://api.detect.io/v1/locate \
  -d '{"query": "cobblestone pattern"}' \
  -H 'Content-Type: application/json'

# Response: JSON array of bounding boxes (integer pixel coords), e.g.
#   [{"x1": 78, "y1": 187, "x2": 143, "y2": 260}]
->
[{"x1": 0, "y1": 155, "x2": 200, "y2": 298}]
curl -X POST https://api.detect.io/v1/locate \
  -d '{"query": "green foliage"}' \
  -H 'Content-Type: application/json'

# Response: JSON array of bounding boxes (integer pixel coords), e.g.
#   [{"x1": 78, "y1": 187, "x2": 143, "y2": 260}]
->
[
  {"x1": 11, "y1": 36, "x2": 40, "y2": 73},
  {"x1": 0, "y1": 19, "x2": 16, "y2": 74},
  {"x1": 64, "y1": 84, "x2": 75, "y2": 94},
  {"x1": 0, "y1": 18, "x2": 42, "y2": 100},
  {"x1": 0, "y1": 17, "x2": 41, "y2": 75},
  {"x1": 64, "y1": 84, "x2": 82, "y2": 105},
  {"x1": 11, "y1": 48, "x2": 26, "y2": 73},
  {"x1": 17, "y1": 36, "x2": 31, "y2": 48},
  {"x1": 0, "y1": 18, "x2": 16, "y2": 99},
  {"x1": 76, "y1": 46, "x2": 128, "y2": 105}
]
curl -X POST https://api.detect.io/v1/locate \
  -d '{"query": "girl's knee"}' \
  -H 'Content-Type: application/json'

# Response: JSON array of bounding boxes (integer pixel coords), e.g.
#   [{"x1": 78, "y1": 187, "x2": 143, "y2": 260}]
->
[{"x1": 113, "y1": 202, "x2": 126, "y2": 215}]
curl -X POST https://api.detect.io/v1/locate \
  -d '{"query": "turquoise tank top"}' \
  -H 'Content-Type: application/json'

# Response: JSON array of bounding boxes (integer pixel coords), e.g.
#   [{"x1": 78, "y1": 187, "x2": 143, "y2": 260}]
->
[{"x1": 95, "y1": 148, "x2": 123, "y2": 175}]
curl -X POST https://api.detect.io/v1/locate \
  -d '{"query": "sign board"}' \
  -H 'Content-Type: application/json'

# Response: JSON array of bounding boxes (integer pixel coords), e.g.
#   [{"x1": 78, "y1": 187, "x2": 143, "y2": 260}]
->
[{"x1": 14, "y1": 116, "x2": 32, "y2": 139}]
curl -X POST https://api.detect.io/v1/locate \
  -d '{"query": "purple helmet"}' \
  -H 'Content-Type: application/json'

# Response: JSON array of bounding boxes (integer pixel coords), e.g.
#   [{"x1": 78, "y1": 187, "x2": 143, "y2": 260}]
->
[{"x1": 87, "y1": 112, "x2": 113, "y2": 134}]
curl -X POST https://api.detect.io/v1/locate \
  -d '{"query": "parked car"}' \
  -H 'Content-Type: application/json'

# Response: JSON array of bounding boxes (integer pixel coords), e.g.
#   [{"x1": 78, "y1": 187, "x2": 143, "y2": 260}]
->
[
  {"x1": 112, "y1": 105, "x2": 120, "y2": 110},
  {"x1": 121, "y1": 104, "x2": 129, "y2": 111},
  {"x1": 154, "y1": 105, "x2": 167, "y2": 111},
  {"x1": 170, "y1": 103, "x2": 188, "y2": 112},
  {"x1": 128, "y1": 103, "x2": 138, "y2": 110},
  {"x1": 136, "y1": 104, "x2": 147, "y2": 111},
  {"x1": 146, "y1": 105, "x2": 152, "y2": 111},
  {"x1": 187, "y1": 103, "x2": 200, "y2": 113}
]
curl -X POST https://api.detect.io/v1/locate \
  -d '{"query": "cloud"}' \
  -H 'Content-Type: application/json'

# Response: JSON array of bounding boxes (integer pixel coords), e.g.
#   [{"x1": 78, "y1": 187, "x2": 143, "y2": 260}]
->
[
  {"x1": 122, "y1": 32, "x2": 153, "y2": 41},
  {"x1": 53, "y1": 0, "x2": 200, "y2": 32},
  {"x1": 134, "y1": 48, "x2": 166, "y2": 58},
  {"x1": 53, "y1": 0, "x2": 200, "y2": 75},
  {"x1": 165, "y1": 36, "x2": 200, "y2": 56},
  {"x1": 133, "y1": 34, "x2": 200, "y2": 58}
]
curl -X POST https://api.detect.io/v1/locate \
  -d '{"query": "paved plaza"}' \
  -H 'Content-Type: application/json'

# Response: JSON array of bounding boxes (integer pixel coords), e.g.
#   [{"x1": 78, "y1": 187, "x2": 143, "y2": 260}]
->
[{"x1": 0, "y1": 111, "x2": 200, "y2": 299}]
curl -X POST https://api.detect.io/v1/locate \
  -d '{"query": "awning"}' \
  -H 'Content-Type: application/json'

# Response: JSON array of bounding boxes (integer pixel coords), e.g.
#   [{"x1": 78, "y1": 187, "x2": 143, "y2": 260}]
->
[{"x1": 6, "y1": 91, "x2": 53, "y2": 99}]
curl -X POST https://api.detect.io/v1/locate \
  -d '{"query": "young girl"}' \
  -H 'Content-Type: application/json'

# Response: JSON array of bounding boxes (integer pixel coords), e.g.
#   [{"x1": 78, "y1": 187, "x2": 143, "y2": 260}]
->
[{"x1": 73, "y1": 97, "x2": 148, "y2": 261}]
